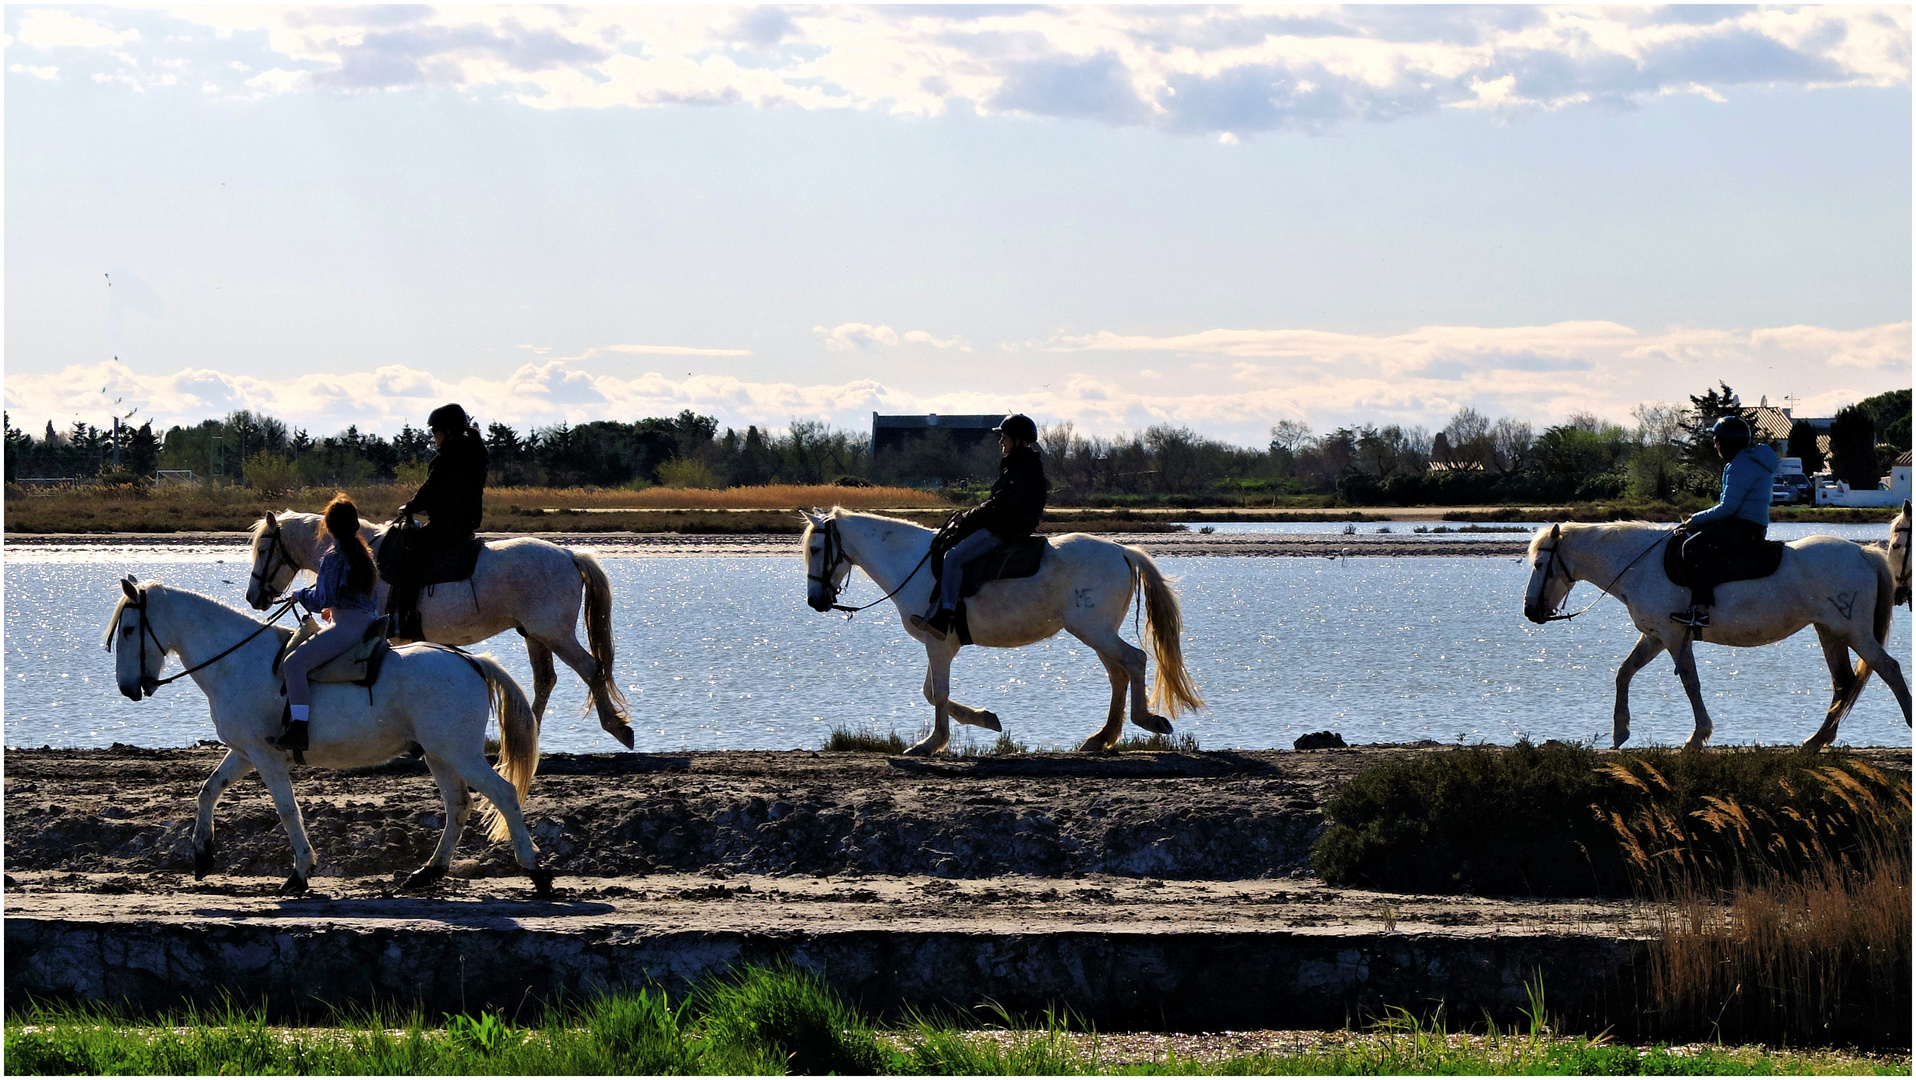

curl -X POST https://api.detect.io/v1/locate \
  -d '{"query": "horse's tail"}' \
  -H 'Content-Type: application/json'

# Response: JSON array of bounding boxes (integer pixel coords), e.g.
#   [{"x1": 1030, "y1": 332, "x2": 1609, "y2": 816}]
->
[
  {"x1": 472, "y1": 653, "x2": 541, "y2": 843},
  {"x1": 573, "y1": 550, "x2": 631, "y2": 727},
  {"x1": 1123, "y1": 546, "x2": 1205, "y2": 718}
]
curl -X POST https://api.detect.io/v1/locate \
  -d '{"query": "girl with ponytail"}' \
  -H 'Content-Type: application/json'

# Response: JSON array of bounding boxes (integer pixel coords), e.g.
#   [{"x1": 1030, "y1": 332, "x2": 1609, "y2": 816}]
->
[{"x1": 275, "y1": 493, "x2": 381, "y2": 752}]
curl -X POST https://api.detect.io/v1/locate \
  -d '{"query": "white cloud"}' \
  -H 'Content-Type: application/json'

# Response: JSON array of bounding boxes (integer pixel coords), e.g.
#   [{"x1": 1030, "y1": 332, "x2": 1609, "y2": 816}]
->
[
  {"x1": 50, "y1": 6, "x2": 1912, "y2": 136},
  {"x1": 13, "y1": 10, "x2": 139, "y2": 50},
  {"x1": 815, "y1": 323, "x2": 968, "y2": 351},
  {"x1": 9, "y1": 63, "x2": 59, "y2": 80},
  {"x1": 7, "y1": 320, "x2": 1905, "y2": 448}
]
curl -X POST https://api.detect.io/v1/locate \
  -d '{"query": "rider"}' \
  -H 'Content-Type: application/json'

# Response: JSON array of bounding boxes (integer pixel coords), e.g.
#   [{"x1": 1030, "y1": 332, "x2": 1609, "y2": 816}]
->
[
  {"x1": 274, "y1": 493, "x2": 380, "y2": 753},
  {"x1": 389, "y1": 403, "x2": 489, "y2": 629},
  {"x1": 910, "y1": 413, "x2": 1047, "y2": 637},
  {"x1": 1671, "y1": 414, "x2": 1779, "y2": 628}
]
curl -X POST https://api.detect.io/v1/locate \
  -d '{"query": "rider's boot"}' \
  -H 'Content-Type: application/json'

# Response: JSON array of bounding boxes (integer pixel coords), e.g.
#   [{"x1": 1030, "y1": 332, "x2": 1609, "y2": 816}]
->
[
  {"x1": 274, "y1": 703, "x2": 311, "y2": 753},
  {"x1": 908, "y1": 608, "x2": 956, "y2": 637}
]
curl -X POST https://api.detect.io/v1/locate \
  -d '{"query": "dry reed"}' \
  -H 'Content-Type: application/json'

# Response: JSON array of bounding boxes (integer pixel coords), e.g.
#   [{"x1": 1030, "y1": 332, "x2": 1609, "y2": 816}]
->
[{"x1": 1603, "y1": 755, "x2": 1911, "y2": 1047}]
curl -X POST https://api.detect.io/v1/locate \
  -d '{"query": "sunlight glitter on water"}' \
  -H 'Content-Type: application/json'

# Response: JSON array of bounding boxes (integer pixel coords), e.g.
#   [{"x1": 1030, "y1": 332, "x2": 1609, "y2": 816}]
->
[{"x1": 5, "y1": 552, "x2": 1908, "y2": 753}]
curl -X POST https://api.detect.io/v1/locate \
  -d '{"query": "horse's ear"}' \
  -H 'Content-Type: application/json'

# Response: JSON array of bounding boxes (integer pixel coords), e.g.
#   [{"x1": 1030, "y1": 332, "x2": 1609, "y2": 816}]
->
[
  {"x1": 121, "y1": 577, "x2": 139, "y2": 600},
  {"x1": 265, "y1": 511, "x2": 277, "y2": 528},
  {"x1": 1549, "y1": 523, "x2": 1561, "y2": 540}
]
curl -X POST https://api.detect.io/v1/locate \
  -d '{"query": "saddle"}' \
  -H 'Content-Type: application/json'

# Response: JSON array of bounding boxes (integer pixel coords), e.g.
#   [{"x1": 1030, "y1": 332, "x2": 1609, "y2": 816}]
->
[
  {"x1": 1661, "y1": 524, "x2": 1787, "y2": 590},
  {"x1": 931, "y1": 534, "x2": 1051, "y2": 600},
  {"x1": 274, "y1": 615, "x2": 394, "y2": 690}
]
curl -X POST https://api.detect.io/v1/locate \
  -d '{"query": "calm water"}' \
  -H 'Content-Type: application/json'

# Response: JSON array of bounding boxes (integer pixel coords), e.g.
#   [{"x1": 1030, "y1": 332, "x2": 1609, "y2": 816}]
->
[
  {"x1": 1176, "y1": 521, "x2": 1893, "y2": 542},
  {"x1": 6, "y1": 543, "x2": 1908, "y2": 752}
]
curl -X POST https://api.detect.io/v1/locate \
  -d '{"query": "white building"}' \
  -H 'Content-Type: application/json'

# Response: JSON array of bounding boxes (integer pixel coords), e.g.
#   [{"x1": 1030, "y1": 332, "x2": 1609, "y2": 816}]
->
[{"x1": 1813, "y1": 451, "x2": 1913, "y2": 508}]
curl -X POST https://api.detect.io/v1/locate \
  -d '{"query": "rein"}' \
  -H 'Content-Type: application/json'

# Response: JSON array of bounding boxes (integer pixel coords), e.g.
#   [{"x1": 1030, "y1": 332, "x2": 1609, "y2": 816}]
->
[
  {"x1": 1534, "y1": 527, "x2": 1673, "y2": 622},
  {"x1": 811, "y1": 517, "x2": 937, "y2": 617},
  {"x1": 123, "y1": 583, "x2": 300, "y2": 696}
]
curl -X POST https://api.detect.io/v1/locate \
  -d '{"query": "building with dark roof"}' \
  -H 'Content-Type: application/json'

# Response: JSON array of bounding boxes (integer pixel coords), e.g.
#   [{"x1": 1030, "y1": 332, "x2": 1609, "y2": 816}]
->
[{"x1": 871, "y1": 413, "x2": 1002, "y2": 461}]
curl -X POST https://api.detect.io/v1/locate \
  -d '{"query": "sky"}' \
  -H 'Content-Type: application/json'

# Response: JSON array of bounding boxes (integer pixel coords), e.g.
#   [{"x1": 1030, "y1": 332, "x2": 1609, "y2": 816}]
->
[{"x1": 4, "y1": 4, "x2": 1911, "y2": 447}]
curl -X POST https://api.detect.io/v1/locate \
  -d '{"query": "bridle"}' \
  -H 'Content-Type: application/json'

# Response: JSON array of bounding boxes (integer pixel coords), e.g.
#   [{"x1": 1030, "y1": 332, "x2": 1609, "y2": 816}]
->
[
  {"x1": 115, "y1": 580, "x2": 297, "y2": 698},
  {"x1": 1529, "y1": 526, "x2": 1672, "y2": 623},
  {"x1": 251, "y1": 519, "x2": 297, "y2": 604},
  {"x1": 808, "y1": 516, "x2": 935, "y2": 617}
]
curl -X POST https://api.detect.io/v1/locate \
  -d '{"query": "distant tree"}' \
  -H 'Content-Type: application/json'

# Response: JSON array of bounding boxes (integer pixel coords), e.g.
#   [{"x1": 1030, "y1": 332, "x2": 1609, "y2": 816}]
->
[
  {"x1": 1680, "y1": 382, "x2": 1751, "y2": 471},
  {"x1": 1826, "y1": 405, "x2": 1878, "y2": 489},
  {"x1": 1786, "y1": 420, "x2": 1825, "y2": 474}
]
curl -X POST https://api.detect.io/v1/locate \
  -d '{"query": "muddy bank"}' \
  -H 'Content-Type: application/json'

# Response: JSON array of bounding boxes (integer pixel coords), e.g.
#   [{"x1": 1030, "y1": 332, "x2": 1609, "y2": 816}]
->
[{"x1": 3, "y1": 746, "x2": 1416, "y2": 882}]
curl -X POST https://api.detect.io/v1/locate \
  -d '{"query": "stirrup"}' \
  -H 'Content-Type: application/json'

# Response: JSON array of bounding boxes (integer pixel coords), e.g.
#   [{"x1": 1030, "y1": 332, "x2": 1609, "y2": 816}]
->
[
  {"x1": 1669, "y1": 607, "x2": 1711, "y2": 628},
  {"x1": 909, "y1": 609, "x2": 955, "y2": 636},
  {"x1": 273, "y1": 719, "x2": 310, "y2": 754}
]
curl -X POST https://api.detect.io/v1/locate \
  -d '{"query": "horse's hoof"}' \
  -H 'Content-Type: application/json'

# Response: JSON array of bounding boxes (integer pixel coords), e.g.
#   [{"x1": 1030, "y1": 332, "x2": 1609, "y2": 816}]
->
[
  {"x1": 529, "y1": 867, "x2": 555, "y2": 898},
  {"x1": 605, "y1": 721, "x2": 635, "y2": 749},
  {"x1": 1139, "y1": 714, "x2": 1174, "y2": 736},
  {"x1": 193, "y1": 840, "x2": 216, "y2": 881},
  {"x1": 975, "y1": 710, "x2": 1002, "y2": 732},
  {"x1": 1076, "y1": 737, "x2": 1111, "y2": 753},
  {"x1": 403, "y1": 865, "x2": 447, "y2": 891},
  {"x1": 277, "y1": 872, "x2": 308, "y2": 897}
]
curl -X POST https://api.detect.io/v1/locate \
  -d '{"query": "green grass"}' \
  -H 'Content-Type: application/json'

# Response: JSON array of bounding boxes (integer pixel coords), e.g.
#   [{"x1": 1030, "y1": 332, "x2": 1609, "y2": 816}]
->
[{"x1": 7, "y1": 966, "x2": 1904, "y2": 1075}]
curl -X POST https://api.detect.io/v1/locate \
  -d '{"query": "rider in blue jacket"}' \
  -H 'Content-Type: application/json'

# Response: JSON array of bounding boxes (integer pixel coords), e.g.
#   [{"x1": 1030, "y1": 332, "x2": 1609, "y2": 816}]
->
[{"x1": 1671, "y1": 415, "x2": 1779, "y2": 627}]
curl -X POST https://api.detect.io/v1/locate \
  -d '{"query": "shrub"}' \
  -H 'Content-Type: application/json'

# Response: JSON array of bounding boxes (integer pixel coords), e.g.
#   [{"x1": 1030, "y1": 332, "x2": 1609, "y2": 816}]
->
[
  {"x1": 822, "y1": 725, "x2": 907, "y2": 753},
  {"x1": 656, "y1": 458, "x2": 722, "y2": 489},
  {"x1": 242, "y1": 451, "x2": 297, "y2": 494},
  {"x1": 694, "y1": 964, "x2": 895, "y2": 1075}
]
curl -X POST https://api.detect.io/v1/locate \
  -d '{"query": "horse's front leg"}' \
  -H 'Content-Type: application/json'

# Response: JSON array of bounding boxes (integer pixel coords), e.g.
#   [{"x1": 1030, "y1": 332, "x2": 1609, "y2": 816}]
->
[
  {"x1": 1612, "y1": 633, "x2": 1665, "y2": 749},
  {"x1": 1670, "y1": 632, "x2": 1713, "y2": 750},
  {"x1": 907, "y1": 647, "x2": 956, "y2": 755},
  {"x1": 930, "y1": 664, "x2": 1000, "y2": 732},
  {"x1": 192, "y1": 750, "x2": 255, "y2": 881},
  {"x1": 249, "y1": 754, "x2": 316, "y2": 894},
  {"x1": 404, "y1": 765, "x2": 473, "y2": 891}
]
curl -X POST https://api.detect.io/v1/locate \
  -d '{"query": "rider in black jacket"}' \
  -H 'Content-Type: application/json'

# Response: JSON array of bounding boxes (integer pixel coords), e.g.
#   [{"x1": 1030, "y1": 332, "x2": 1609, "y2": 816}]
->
[
  {"x1": 911, "y1": 414, "x2": 1047, "y2": 637},
  {"x1": 388, "y1": 404, "x2": 488, "y2": 635}
]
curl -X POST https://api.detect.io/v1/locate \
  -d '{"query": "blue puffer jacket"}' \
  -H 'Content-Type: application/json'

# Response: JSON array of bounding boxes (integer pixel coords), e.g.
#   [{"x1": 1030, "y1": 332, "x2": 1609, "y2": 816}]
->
[{"x1": 1690, "y1": 444, "x2": 1780, "y2": 528}]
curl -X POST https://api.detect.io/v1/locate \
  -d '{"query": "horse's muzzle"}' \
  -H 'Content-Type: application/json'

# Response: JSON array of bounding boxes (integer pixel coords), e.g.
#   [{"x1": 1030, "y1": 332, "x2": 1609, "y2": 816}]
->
[
  {"x1": 1523, "y1": 605, "x2": 1550, "y2": 625},
  {"x1": 807, "y1": 595, "x2": 833, "y2": 613}
]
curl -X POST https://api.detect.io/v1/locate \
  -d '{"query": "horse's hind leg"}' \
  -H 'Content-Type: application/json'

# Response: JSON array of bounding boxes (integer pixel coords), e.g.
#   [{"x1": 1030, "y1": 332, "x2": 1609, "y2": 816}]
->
[
  {"x1": 539, "y1": 630, "x2": 634, "y2": 749},
  {"x1": 524, "y1": 636, "x2": 558, "y2": 725},
  {"x1": 1612, "y1": 634, "x2": 1665, "y2": 749},
  {"x1": 1073, "y1": 625, "x2": 1170, "y2": 750},
  {"x1": 403, "y1": 763, "x2": 473, "y2": 891},
  {"x1": 192, "y1": 750, "x2": 255, "y2": 881},
  {"x1": 1073, "y1": 642, "x2": 1129, "y2": 752},
  {"x1": 1804, "y1": 626, "x2": 1865, "y2": 751},
  {"x1": 446, "y1": 752, "x2": 549, "y2": 896},
  {"x1": 905, "y1": 647, "x2": 956, "y2": 756},
  {"x1": 1671, "y1": 633, "x2": 1714, "y2": 750}
]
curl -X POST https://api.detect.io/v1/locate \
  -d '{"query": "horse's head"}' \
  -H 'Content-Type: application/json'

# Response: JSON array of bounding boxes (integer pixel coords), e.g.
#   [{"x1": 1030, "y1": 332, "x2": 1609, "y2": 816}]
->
[
  {"x1": 1892, "y1": 499, "x2": 1912, "y2": 608},
  {"x1": 105, "y1": 576, "x2": 163, "y2": 700},
  {"x1": 1523, "y1": 523, "x2": 1574, "y2": 624},
  {"x1": 801, "y1": 509, "x2": 851, "y2": 612},
  {"x1": 246, "y1": 512, "x2": 304, "y2": 610}
]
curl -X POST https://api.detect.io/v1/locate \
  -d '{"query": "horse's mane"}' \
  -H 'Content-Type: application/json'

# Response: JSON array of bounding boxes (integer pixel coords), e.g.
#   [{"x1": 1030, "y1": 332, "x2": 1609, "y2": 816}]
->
[
  {"x1": 828, "y1": 506, "x2": 934, "y2": 532},
  {"x1": 1526, "y1": 520, "x2": 1663, "y2": 560}
]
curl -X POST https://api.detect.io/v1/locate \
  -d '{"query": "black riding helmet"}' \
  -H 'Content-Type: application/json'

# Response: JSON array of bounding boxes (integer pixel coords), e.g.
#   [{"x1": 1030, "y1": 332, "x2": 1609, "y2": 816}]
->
[
  {"x1": 427, "y1": 402, "x2": 472, "y2": 434},
  {"x1": 1710, "y1": 414, "x2": 1752, "y2": 456},
  {"x1": 994, "y1": 413, "x2": 1038, "y2": 443}
]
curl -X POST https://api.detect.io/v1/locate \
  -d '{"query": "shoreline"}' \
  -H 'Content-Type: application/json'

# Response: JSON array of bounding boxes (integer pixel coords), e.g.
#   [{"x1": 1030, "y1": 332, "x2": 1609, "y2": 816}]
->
[{"x1": 3, "y1": 529, "x2": 1533, "y2": 557}]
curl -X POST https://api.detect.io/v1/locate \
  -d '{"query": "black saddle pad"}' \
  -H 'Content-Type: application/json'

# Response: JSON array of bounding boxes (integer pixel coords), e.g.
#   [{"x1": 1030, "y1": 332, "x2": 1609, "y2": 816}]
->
[
  {"x1": 1662, "y1": 526, "x2": 1786, "y2": 589},
  {"x1": 376, "y1": 524, "x2": 483, "y2": 588}
]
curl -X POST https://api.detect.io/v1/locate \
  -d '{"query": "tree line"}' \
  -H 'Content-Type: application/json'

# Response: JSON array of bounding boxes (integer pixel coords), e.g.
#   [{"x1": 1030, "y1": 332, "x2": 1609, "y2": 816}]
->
[{"x1": 4, "y1": 384, "x2": 1908, "y2": 506}]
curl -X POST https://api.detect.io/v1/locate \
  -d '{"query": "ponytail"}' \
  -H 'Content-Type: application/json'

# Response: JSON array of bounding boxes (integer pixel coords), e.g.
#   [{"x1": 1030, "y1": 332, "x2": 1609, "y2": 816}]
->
[{"x1": 320, "y1": 492, "x2": 376, "y2": 597}]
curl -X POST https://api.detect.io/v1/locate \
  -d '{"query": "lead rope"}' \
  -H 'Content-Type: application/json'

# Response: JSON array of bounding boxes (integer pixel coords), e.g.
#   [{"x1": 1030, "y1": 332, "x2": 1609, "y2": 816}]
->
[{"x1": 1539, "y1": 527, "x2": 1674, "y2": 622}]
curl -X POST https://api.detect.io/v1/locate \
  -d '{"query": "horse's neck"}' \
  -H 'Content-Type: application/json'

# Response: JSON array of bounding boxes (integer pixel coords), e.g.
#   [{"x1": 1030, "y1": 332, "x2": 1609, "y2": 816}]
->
[
  {"x1": 151, "y1": 588, "x2": 272, "y2": 675},
  {"x1": 837, "y1": 515, "x2": 931, "y2": 595},
  {"x1": 286, "y1": 515, "x2": 329, "y2": 568},
  {"x1": 1565, "y1": 525, "x2": 1661, "y2": 598}
]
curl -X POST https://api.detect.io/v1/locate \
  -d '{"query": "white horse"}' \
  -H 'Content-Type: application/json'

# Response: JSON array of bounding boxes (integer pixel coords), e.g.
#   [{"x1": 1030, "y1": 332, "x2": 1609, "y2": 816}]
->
[
  {"x1": 1523, "y1": 521, "x2": 1912, "y2": 750},
  {"x1": 801, "y1": 508, "x2": 1204, "y2": 755},
  {"x1": 246, "y1": 511, "x2": 633, "y2": 747},
  {"x1": 106, "y1": 578, "x2": 552, "y2": 896}
]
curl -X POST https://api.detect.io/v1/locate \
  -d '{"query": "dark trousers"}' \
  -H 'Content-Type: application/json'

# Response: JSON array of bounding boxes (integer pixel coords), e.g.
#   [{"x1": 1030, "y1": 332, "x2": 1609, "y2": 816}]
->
[{"x1": 1681, "y1": 519, "x2": 1765, "y2": 607}]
